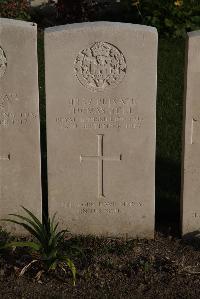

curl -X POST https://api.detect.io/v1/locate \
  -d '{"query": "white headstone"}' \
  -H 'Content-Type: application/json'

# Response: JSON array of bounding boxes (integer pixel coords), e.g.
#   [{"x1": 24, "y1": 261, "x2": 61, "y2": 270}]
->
[
  {"x1": 182, "y1": 30, "x2": 200, "y2": 237},
  {"x1": 0, "y1": 19, "x2": 42, "y2": 234},
  {"x1": 45, "y1": 22, "x2": 157, "y2": 238}
]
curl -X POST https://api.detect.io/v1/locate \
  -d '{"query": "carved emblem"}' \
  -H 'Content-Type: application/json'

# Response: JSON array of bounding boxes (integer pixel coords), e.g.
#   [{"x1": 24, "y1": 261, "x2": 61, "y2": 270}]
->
[
  {"x1": 0, "y1": 47, "x2": 7, "y2": 79},
  {"x1": 74, "y1": 42, "x2": 127, "y2": 92}
]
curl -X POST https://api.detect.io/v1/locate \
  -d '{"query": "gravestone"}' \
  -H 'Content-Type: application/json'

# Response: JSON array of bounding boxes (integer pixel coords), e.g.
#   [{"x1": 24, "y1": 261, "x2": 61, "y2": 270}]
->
[
  {"x1": 181, "y1": 30, "x2": 200, "y2": 237},
  {"x1": 0, "y1": 19, "x2": 42, "y2": 234},
  {"x1": 30, "y1": 0, "x2": 51, "y2": 7},
  {"x1": 45, "y1": 22, "x2": 157, "y2": 238}
]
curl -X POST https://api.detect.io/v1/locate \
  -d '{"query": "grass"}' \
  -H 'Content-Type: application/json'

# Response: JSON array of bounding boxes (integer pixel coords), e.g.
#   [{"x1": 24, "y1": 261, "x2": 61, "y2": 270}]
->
[{"x1": 37, "y1": 33, "x2": 186, "y2": 231}]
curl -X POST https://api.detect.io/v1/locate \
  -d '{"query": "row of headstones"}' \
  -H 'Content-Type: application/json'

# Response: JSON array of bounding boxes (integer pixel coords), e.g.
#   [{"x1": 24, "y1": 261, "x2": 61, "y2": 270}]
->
[{"x1": 0, "y1": 18, "x2": 199, "y2": 238}]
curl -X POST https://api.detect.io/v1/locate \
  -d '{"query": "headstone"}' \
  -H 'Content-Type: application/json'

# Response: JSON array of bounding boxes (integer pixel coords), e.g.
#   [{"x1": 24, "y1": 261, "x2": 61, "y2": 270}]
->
[
  {"x1": 181, "y1": 30, "x2": 200, "y2": 237},
  {"x1": 0, "y1": 19, "x2": 42, "y2": 234},
  {"x1": 30, "y1": 0, "x2": 57, "y2": 7},
  {"x1": 45, "y1": 22, "x2": 157, "y2": 238},
  {"x1": 30, "y1": 0, "x2": 50, "y2": 7}
]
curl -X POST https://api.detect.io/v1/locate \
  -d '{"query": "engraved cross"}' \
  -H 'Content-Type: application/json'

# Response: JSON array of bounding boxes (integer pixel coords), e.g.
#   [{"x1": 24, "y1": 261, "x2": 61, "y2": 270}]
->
[
  {"x1": 80, "y1": 134, "x2": 122, "y2": 198},
  {"x1": 0, "y1": 153, "x2": 10, "y2": 161}
]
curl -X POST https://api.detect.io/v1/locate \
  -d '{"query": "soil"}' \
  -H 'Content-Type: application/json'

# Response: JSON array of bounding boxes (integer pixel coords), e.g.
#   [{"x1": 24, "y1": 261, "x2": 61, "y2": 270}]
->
[{"x1": 1, "y1": 229, "x2": 200, "y2": 299}]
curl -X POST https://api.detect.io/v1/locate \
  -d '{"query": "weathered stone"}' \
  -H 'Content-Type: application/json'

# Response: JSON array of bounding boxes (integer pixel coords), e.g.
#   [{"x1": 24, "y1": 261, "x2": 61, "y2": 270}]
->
[
  {"x1": 45, "y1": 22, "x2": 157, "y2": 238},
  {"x1": 30, "y1": 0, "x2": 51, "y2": 7},
  {"x1": 30, "y1": 0, "x2": 57, "y2": 7},
  {"x1": 181, "y1": 30, "x2": 200, "y2": 237},
  {"x1": 0, "y1": 19, "x2": 42, "y2": 234}
]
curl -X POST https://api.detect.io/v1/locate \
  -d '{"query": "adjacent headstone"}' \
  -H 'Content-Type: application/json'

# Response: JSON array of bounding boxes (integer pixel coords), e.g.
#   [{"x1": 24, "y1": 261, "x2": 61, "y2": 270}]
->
[
  {"x1": 30, "y1": 0, "x2": 57, "y2": 7},
  {"x1": 30, "y1": 0, "x2": 51, "y2": 7},
  {"x1": 45, "y1": 22, "x2": 157, "y2": 238},
  {"x1": 0, "y1": 19, "x2": 42, "y2": 234},
  {"x1": 181, "y1": 30, "x2": 200, "y2": 237}
]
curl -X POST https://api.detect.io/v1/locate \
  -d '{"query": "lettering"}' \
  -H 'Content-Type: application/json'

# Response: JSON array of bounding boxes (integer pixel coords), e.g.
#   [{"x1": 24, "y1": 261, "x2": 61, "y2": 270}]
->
[
  {"x1": 61, "y1": 200, "x2": 143, "y2": 215},
  {"x1": 0, "y1": 93, "x2": 18, "y2": 110},
  {"x1": 56, "y1": 97, "x2": 143, "y2": 130},
  {"x1": 80, "y1": 208, "x2": 120, "y2": 214},
  {"x1": 0, "y1": 93, "x2": 39, "y2": 128},
  {"x1": 193, "y1": 212, "x2": 200, "y2": 218},
  {"x1": 67, "y1": 97, "x2": 137, "y2": 107},
  {"x1": 0, "y1": 112, "x2": 39, "y2": 128}
]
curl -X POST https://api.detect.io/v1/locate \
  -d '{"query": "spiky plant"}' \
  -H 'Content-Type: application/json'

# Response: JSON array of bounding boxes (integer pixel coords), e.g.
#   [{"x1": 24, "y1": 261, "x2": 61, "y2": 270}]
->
[{"x1": 2, "y1": 207, "x2": 76, "y2": 285}]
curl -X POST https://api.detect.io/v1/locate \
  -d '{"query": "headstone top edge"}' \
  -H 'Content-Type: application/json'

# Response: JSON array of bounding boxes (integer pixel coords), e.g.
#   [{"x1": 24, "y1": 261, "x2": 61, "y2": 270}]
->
[
  {"x1": 45, "y1": 21, "x2": 157, "y2": 35},
  {"x1": 0, "y1": 18, "x2": 37, "y2": 29},
  {"x1": 188, "y1": 30, "x2": 200, "y2": 38}
]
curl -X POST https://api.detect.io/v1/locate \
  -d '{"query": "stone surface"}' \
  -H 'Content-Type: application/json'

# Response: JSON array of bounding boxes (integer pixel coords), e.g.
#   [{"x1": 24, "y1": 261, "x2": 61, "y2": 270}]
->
[
  {"x1": 30, "y1": 0, "x2": 51, "y2": 7},
  {"x1": 181, "y1": 30, "x2": 200, "y2": 237},
  {"x1": 0, "y1": 19, "x2": 42, "y2": 234},
  {"x1": 45, "y1": 22, "x2": 157, "y2": 238}
]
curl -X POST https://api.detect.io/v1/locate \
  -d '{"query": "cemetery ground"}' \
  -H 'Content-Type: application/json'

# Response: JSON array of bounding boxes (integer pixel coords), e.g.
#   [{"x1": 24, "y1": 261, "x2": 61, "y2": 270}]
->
[
  {"x1": 1, "y1": 34, "x2": 199, "y2": 298},
  {"x1": 2, "y1": 232, "x2": 200, "y2": 298}
]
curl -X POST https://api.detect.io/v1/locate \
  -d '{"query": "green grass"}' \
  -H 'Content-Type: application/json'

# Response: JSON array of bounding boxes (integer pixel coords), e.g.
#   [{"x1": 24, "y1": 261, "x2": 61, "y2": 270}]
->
[{"x1": 37, "y1": 34, "x2": 186, "y2": 228}]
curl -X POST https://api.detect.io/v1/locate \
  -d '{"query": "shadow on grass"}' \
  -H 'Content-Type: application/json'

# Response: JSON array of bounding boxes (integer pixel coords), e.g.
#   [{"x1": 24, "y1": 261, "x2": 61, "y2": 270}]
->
[
  {"x1": 155, "y1": 156, "x2": 181, "y2": 236},
  {"x1": 155, "y1": 38, "x2": 185, "y2": 236}
]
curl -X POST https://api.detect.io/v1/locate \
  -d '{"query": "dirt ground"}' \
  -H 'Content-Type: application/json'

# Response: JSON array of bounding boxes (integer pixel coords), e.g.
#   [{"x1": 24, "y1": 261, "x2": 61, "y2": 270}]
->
[{"x1": 1, "y1": 228, "x2": 200, "y2": 299}]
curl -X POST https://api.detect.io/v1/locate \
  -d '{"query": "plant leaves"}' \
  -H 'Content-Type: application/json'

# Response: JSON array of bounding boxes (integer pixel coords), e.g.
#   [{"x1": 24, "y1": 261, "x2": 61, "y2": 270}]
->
[
  {"x1": 8, "y1": 213, "x2": 45, "y2": 244},
  {"x1": 1, "y1": 219, "x2": 42, "y2": 241},
  {"x1": 3, "y1": 241, "x2": 41, "y2": 251},
  {"x1": 61, "y1": 256, "x2": 76, "y2": 286},
  {"x1": 21, "y1": 206, "x2": 43, "y2": 230}
]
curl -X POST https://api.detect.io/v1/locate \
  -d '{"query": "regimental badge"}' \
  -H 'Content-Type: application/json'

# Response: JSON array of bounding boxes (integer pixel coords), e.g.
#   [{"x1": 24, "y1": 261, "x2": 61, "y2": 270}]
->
[{"x1": 74, "y1": 42, "x2": 127, "y2": 92}]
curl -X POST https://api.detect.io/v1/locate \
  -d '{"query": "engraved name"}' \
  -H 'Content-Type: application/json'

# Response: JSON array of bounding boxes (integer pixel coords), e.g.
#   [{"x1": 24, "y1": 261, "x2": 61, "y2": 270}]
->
[
  {"x1": 67, "y1": 97, "x2": 137, "y2": 107},
  {"x1": 0, "y1": 112, "x2": 38, "y2": 127},
  {"x1": 56, "y1": 97, "x2": 143, "y2": 130},
  {"x1": 0, "y1": 93, "x2": 39, "y2": 128}
]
